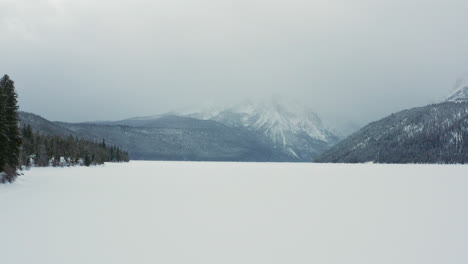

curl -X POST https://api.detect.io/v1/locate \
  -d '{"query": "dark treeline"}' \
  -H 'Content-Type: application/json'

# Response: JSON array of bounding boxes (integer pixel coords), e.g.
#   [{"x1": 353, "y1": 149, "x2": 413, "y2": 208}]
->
[
  {"x1": 20, "y1": 124, "x2": 129, "y2": 168},
  {"x1": 0, "y1": 75, "x2": 21, "y2": 183},
  {"x1": 1, "y1": 74, "x2": 129, "y2": 183}
]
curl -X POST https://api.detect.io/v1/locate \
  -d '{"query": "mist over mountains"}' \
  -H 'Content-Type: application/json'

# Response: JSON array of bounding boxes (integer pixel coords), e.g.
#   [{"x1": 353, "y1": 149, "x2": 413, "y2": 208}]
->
[
  {"x1": 443, "y1": 76, "x2": 468, "y2": 103},
  {"x1": 18, "y1": 80, "x2": 468, "y2": 164},
  {"x1": 172, "y1": 98, "x2": 340, "y2": 160}
]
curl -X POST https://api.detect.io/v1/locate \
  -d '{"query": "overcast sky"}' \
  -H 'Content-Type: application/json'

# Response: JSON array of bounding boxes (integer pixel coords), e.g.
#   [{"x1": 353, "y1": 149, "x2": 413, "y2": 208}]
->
[{"x1": 1, "y1": 0, "x2": 468, "y2": 125}]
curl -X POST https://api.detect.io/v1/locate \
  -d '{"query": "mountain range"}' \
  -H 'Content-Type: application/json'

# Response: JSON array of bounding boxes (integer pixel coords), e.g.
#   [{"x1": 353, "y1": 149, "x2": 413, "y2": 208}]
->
[
  {"x1": 172, "y1": 99, "x2": 340, "y2": 160},
  {"x1": 19, "y1": 79, "x2": 468, "y2": 164},
  {"x1": 19, "y1": 99, "x2": 339, "y2": 162}
]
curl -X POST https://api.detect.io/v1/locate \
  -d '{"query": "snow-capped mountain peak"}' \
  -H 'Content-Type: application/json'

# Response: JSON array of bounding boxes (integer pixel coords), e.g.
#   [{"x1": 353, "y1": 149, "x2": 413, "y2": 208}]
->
[
  {"x1": 238, "y1": 99, "x2": 329, "y2": 142},
  {"x1": 172, "y1": 98, "x2": 339, "y2": 161},
  {"x1": 179, "y1": 98, "x2": 334, "y2": 141}
]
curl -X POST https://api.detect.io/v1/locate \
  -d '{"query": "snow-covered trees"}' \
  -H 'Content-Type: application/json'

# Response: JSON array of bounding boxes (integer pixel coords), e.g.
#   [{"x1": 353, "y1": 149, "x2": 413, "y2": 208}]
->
[{"x1": 0, "y1": 75, "x2": 21, "y2": 183}]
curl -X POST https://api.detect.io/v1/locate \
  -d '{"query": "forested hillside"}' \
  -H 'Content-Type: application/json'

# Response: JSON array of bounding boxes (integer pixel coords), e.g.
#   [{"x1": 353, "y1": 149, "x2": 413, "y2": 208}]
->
[
  {"x1": 316, "y1": 101, "x2": 468, "y2": 164},
  {"x1": 20, "y1": 113, "x2": 296, "y2": 162},
  {"x1": 1, "y1": 74, "x2": 129, "y2": 183},
  {"x1": 58, "y1": 117, "x2": 293, "y2": 161}
]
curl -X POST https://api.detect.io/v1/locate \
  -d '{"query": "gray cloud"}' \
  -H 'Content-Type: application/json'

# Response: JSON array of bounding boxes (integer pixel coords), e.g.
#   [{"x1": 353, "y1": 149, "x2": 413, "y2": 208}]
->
[{"x1": 1, "y1": 0, "x2": 468, "y2": 125}]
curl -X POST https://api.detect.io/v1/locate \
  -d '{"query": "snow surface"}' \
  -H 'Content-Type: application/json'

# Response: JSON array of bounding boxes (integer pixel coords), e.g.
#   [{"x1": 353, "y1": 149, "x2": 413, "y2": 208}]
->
[{"x1": 1, "y1": 161, "x2": 468, "y2": 264}]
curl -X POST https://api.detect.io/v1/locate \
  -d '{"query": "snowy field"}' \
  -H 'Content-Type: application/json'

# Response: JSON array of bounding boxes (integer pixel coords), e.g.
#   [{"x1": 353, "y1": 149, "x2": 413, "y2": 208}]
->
[{"x1": 1, "y1": 161, "x2": 468, "y2": 264}]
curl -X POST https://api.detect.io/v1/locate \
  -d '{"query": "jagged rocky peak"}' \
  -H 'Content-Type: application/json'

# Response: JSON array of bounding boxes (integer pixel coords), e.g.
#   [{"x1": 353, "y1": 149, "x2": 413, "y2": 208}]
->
[
  {"x1": 176, "y1": 97, "x2": 337, "y2": 144},
  {"x1": 234, "y1": 98, "x2": 333, "y2": 142},
  {"x1": 443, "y1": 73, "x2": 468, "y2": 102},
  {"x1": 170, "y1": 97, "x2": 339, "y2": 161}
]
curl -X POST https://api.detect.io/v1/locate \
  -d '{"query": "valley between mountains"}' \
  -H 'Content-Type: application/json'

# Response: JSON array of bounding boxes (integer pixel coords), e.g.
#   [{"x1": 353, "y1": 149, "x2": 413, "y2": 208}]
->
[{"x1": 19, "y1": 82, "x2": 468, "y2": 163}]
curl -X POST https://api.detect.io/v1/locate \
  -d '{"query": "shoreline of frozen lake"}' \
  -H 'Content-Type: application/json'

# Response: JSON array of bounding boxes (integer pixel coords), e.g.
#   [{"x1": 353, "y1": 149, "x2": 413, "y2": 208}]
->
[{"x1": 1, "y1": 161, "x2": 467, "y2": 264}]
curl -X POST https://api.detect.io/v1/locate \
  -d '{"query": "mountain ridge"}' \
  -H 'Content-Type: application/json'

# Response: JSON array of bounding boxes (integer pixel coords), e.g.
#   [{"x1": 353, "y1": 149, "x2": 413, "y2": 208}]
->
[
  {"x1": 18, "y1": 112, "x2": 300, "y2": 162},
  {"x1": 170, "y1": 98, "x2": 340, "y2": 160},
  {"x1": 316, "y1": 101, "x2": 468, "y2": 163}
]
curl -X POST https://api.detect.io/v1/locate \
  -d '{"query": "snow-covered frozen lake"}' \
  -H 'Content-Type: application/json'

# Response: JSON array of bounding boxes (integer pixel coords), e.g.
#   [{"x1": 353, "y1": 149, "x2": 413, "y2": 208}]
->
[{"x1": 1, "y1": 161, "x2": 468, "y2": 264}]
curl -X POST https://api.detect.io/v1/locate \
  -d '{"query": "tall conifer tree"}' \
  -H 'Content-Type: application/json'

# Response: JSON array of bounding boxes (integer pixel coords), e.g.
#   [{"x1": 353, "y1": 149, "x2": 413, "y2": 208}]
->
[
  {"x1": 2, "y1": 75, "x2": 21, "y2": 170},
  {"x1": 0, "y1": 77, "x2": 7, "y2": 173}
]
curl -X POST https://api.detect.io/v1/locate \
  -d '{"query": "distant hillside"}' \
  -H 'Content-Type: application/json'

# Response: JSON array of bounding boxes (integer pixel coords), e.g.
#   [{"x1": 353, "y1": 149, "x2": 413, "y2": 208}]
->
[
  {"x1": 316, "y1": 101, "x2": 468, "y2": 164},
  {"x1": 58, "y1": 116, "x2": 294, "y2": 161},
  {"x1": 19, "y1": 112, "x2": 294, "y2": 161},
  {"x1": 19, "y1": 112, "x2": 77, "y2": 137}
]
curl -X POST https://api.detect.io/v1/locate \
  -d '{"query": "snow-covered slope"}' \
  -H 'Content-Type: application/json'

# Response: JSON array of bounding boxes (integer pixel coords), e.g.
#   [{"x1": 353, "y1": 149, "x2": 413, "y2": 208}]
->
[
  {"x1": 442, "y1": 74, "x2": 468, "y2": 102},
  {"x1": 175, "y1": 98, "x2": 339, "y2": 161}
]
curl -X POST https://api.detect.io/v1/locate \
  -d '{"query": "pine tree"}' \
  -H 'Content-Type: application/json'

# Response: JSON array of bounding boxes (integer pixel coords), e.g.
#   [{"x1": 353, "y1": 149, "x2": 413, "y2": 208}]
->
[
  {"x1": 0, "y1": 74, "x2": 22, "y2": 182},
  {"x1": 2, "y1": 75, "x2": 21, "y2": 169},
  {"x1": 0, "y1": 78, "x2": 7, "y2": 173},
  {"x1": 84, "y1": 153, "x2": 92, "y2": 166}
]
